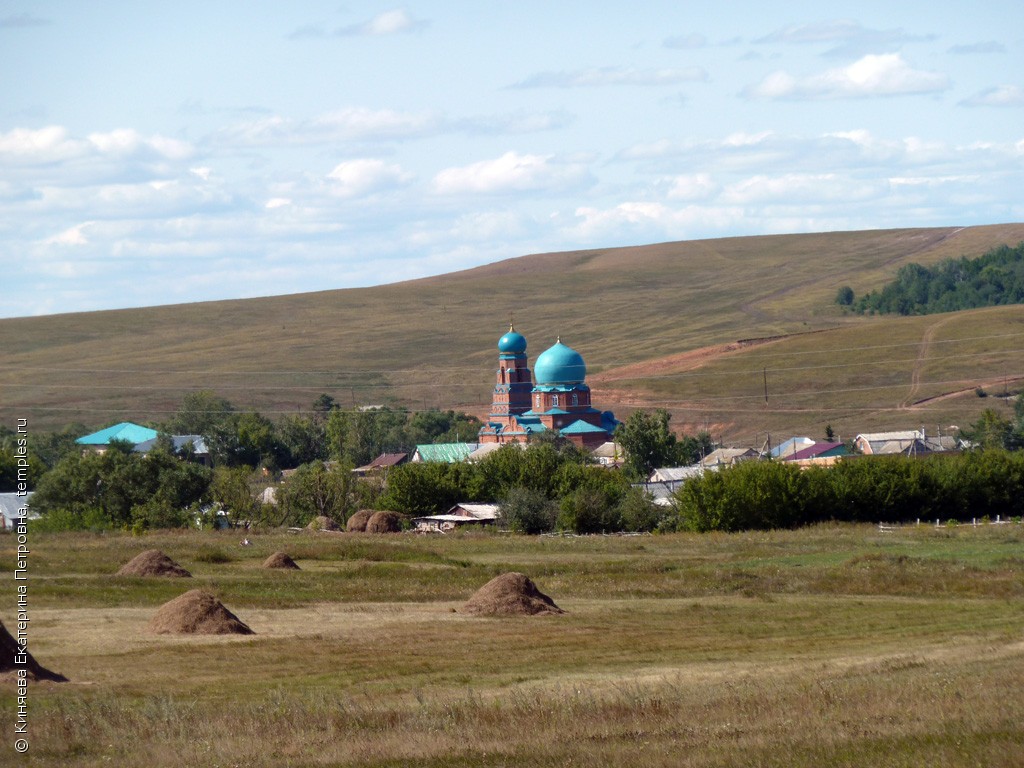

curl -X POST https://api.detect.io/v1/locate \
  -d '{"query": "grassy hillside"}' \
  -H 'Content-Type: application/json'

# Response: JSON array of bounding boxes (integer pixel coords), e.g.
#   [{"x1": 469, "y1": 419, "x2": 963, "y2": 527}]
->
[{"x1": 3, "y1": 223, "x2": 1024, "y2": 442}]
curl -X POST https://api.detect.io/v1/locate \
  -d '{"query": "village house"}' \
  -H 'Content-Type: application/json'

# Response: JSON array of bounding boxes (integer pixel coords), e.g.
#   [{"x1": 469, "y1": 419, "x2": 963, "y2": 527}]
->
[
  {"x1": 854, "y1": 429, "x2": 958, "y2": 456},
  {"x1": 411, "y1": 443, "x2": 480, "y2": 463},
  {"x1": 782, "y1": 441, "x2": 848, "y2": 467},
  {"x1": 411, "y1": 503, "x2": 500, "y2": 533},
  {"x1": 351, "y1": 452, "x2": 408, "y2": 476},
  {"x1": 75, "y1": 422, "x2": 159, "y2": 452},
  {"x1": 699, "y1": 447, "x2": 760, "y2": 467}
]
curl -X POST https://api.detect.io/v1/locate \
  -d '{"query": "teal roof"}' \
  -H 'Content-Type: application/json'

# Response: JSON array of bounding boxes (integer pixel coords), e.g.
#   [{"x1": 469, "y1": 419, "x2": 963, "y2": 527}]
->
[
  {"x1": 497, "y1": 326, "x2": 527, "y2": 354},
  {"x1": 76, "y1": 422, "x2": 159, "y2": 446},
  {"x1": 534, "y1": 340, "x2": 586, "y2": 385},
  {"x1": 560, "y1": 420, "x2": 609, "y2": 434},
  {"x1": 414, "y1": 443, "x2": 478, "y2": 463}
]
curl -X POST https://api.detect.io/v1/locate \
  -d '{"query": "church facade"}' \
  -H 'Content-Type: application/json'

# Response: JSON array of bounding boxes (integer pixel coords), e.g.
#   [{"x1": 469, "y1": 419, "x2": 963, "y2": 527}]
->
[{"x1": 478, "y1": 325, "x2": 619, "y2": 449}]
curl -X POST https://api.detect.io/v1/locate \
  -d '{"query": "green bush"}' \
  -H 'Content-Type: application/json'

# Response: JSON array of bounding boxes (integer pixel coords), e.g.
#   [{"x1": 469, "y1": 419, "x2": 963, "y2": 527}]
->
[
  {"x1": 675, "y1": 460, "x2": 810, "y2": 532},
  {"x1": 672, "y1": 451, "x2": 1024, "y2": 531},
  {"x1": 499, "y1": 486, "x2": 558, "y2": 534}
]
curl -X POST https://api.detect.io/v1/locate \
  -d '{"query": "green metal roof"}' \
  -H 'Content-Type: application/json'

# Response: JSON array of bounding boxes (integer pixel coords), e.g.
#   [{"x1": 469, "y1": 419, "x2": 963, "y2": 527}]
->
[
  {"x1": 560, "y1": 420, "x2": 609, "y2": 434},
  {"x1": 76, "y1": 422, "x2": 159, "y2": 446},
  {"x1": 414, "y1": 443, "x2": 478, "y2": 463}
]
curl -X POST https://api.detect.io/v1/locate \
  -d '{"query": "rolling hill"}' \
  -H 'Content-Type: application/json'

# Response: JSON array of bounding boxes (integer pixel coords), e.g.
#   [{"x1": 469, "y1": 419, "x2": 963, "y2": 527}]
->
[{"x1": 3, "y1": 223, "x2": 1024, "y2": 445}]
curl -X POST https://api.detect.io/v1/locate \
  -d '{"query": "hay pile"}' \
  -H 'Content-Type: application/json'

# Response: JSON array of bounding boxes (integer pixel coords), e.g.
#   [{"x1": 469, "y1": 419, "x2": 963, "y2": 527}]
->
[
  {"x1": 0, "y1": 620, "x2": 67, "y2": 682},
  {"x1": 148, "y1": 589, "x2": 254, "y2": 635},
  {"x1": 463, "y1": 572, "x2": 564, "y2": 616},
  {"x1": 262, "y1": 551, "x2": 300, "y2": 570},
  {"x1": 307, "y1": 515, "x2": 339, "y2": 531},
  {"x1": 345, "y1": 509, "x2": 375, "y2": 532},
  {"x1": 365, "y1": 510, "x2": 402, "y2": 534},
  {"x1": 116, "y1": 549, "x2": 191, "y2": 578}
]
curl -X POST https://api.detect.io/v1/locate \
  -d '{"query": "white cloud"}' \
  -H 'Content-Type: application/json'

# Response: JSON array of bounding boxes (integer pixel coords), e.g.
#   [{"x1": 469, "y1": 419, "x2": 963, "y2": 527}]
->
[
  {"x1": 326, "y1": 158, "x2": 413, "y2": 197},
  {"x1": 665, "y1": 173, "x2": 719, "y2": 201},
  {"x1": 0, "y1": 126, "x2": 195, "y2": 176},
  {"x1": 663, "y1": 33, "x2": 707, "y2": 50},
  {"x1": 87, "y1": 129, "x2": 193, "y2": 160},
  {"x1": 0, "y1": 126, "x2": 86, "y2": 164},
  {"x1": 756, "y1": 19, "x2": 867, "y2": 45},
  {"x1": 960, "y1": 85, "x2": 1024, "y2": 107},
  {"x1": 448, "y1": 211, "x2": 529, "y2": 242},
  {"x1": 265, "y1": 197, "x2": 292, "y2": 209},
  {"x1": 754, "y1": 20, "x2": 935, "y2": 58},
  {"x1": 367, "y1": 9, "x2": 419, "y2": 35},
  {"x1": 43, "y1": 222, "x2": 92, "y2": 246},
  {"x1": 721, "y1": 173, "x2": 880, "y2": 204},
  {"x1": 336, "y1": 9, "x2": 427, "y2": 37},
  {"x1": 948, "y1": 41, "x2": 1005, "y2": 55},
  {"x1": 214, "y1": 108, "x2": 440, "y2": 146},
  {"x1": 458, "y1": 110, "x2": 574, "y2": 135},
  {"x1": 512, "y1": 66, "x2": 708, "y2": 89},
  {"x1": 744, "y1": 54, "x2": 950, "y2": 100},
  {"x1": 568, "y1": 202, "x2": 745, "y2": 242},
  {"x1": 432, "y1": 151, "x2": 590, "y2": 195}
]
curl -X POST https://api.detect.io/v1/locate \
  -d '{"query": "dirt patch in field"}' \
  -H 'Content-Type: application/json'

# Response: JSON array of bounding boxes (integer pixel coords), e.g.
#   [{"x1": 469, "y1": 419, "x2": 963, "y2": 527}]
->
[
  {"x1": 366, "y1": 511, "x2": 403, "y2": 534},
  {"x1": 148, "y1": 589, "x2": 254, "y2": 635},
  {"x1": 116, "y1": 549, "x2": 191, "y2": 578},
  {"x1": 346, "y1": 509, "x2": 375, "y2": 532},
  {"x1": 590, "y1": 336, "x2": 789, "y2": 384},
  {"x1": 463, "y1": 572, "x2": 565, "y2": 616},
  {"x1": 0, "y1": 620, "x2": 67, "y2": 682},
  {"x1": 262, "y1": 552, "x2": 300, "y2": 570}
]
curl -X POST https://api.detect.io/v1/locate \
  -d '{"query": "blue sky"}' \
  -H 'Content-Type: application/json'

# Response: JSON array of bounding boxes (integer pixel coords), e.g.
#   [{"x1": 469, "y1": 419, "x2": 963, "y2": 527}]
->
[{"x1": 2, "y1": 1, "x2": 1023, "y2": 318}]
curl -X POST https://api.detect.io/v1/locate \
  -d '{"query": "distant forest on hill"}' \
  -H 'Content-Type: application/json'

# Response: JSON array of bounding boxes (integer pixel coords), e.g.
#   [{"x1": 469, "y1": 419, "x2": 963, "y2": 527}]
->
[{"x1": 837, "y1": 241, "x2": 1024, "y2": 315}]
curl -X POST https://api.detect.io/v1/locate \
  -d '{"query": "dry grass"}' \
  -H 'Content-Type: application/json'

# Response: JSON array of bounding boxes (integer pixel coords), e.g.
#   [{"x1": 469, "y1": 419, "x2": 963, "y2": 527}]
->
[{"x1": 3, "y1": 524, "x2": 1024, "y2": 766}]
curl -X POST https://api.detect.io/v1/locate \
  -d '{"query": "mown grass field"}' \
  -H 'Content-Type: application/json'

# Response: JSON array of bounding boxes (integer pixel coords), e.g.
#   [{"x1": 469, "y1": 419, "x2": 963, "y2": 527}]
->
[
  {"x1": 3, "y1": 223, "x2": 1024, "y2": 443},
  {"x1": 4, "y1": 524, "x2": 1023, "y2": 767}
]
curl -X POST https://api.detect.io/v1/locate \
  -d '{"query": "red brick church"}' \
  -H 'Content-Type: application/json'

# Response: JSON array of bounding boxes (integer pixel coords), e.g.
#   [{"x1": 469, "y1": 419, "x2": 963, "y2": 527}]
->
[{"x1": 478, "y1": 325, "x2": 619, "y2": 449}]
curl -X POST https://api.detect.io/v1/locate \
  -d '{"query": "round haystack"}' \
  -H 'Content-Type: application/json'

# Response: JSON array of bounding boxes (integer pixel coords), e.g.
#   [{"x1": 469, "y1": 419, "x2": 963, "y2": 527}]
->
[
  {"x1": 0, "y1": 620, "x2": 67, "y2": 682},
  {"x1": 463, "y1": 572, "x2": 564, "y2": 616},
  {"x1": 148, "y1": 589, "x2": 254, "y2": 635},
  {"x1": 116, "y1": 549, "x2": 191, "y2": 578},
  {"x1": 307, "y1": 515, "x2": 339, "y2": 531},
  {"x1": 365, "y1": 510, "x2": 402, "y2": 534},
  {"x1": 262, "y1": 551, "x2": 300, "y2": 570},
  {"x1": 346, "y1": 509, "x2": 375, "y2": 532}
]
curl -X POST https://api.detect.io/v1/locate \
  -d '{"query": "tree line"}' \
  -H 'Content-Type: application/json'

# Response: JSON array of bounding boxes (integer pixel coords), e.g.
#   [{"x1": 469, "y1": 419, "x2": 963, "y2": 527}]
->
[
  {"x1": 7, "y1": 394, "x2": 1024, "y2": 535},
  {"x1": 671, "y1": 449, "x2": 1024, "y2": 532},
  {"x1": 836, "y1": 241, "x2": 1024, "y2": 315}
]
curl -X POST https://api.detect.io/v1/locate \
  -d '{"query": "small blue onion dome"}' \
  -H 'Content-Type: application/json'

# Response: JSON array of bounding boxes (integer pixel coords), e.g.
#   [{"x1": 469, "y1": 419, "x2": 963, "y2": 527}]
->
[
  {"x1": 498, "y1": 325, "x2": 527, "y2": 354},
  {"x1": 534, "y1": 338, "x2": 586, "y2": 385}
]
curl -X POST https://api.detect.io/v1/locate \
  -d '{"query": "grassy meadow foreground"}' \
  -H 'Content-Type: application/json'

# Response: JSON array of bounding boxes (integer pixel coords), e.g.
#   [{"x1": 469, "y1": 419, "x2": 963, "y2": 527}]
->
[{"x1": 6, "y1": 524, "x2": 1024, "y2": 767}]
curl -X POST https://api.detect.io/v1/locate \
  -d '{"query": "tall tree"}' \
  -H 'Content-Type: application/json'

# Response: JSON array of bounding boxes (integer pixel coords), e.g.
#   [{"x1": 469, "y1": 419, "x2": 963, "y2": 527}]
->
[{"x1": 615, "y1": 409, "x2": 680, "y2": 480}]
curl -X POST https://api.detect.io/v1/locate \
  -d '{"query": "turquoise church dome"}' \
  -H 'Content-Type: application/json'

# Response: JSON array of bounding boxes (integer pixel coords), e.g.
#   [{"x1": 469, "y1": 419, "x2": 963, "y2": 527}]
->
[
  {"x1": 498, "y1": 325, "x2": 527, "y2": 354},
  {"x1": 534, "y1": 339, "x2": 586, "y2": 385}
]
